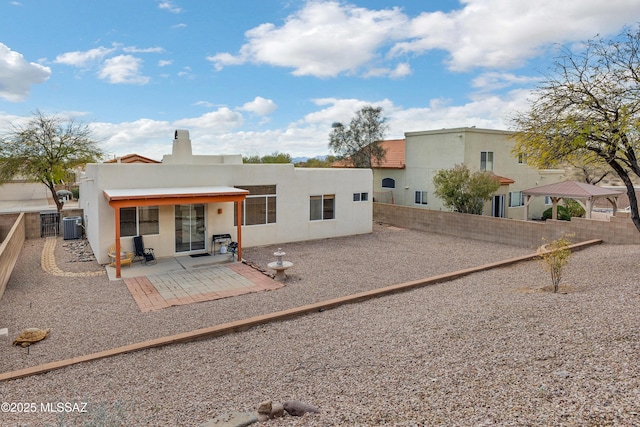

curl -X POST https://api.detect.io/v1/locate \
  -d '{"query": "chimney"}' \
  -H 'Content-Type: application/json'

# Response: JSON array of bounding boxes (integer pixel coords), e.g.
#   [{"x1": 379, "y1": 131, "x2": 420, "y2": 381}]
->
[{"x1": 172, "y1": 130, "x2": 193, "y2": 163}]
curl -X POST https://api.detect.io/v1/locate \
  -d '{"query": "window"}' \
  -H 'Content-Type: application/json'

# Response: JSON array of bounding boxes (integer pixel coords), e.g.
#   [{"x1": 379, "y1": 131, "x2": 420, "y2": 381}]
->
[
  {"x1": 120, "y1": 206, "x2": 159, "y2": 237},
  {"x1": 509, "y1": 191, "x2": 524, "y2": 207},
  {"x1": 234, "y1": 185, "x2": 277, "y2": 226},
  {"x1": 310, "y1": 194, "x2": 335, "y2": 221},
  {"x1": 518, "y1": 153, "x2": 527, "y2": 164},
  {"x1": 381, "y1": 178, "x2": 396, "y2": 188},
  {"x1": 544, "y1": 196, "x2": 552, "y2": 205},
  {"x1": 480, "y1": 151, "x2": 494, "y2": 171},
  {"x1": 414, "y1": 191, "x2": 428, "y2": 205},
  {"x1": 353, "y1": 192, "x2": 369, "y2": 202}
]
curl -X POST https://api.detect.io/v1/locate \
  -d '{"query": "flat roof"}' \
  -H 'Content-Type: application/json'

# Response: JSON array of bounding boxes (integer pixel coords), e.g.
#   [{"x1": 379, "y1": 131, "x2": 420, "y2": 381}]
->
[{"x1": 103, "y1": 186, "x2": 249, "y2": 201}]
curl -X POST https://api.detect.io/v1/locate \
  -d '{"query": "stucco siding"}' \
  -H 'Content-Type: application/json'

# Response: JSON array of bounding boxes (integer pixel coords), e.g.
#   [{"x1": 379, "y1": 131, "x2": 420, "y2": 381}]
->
[{"x1": 81, "y1": 160, "x2": 372, "y2": 265}]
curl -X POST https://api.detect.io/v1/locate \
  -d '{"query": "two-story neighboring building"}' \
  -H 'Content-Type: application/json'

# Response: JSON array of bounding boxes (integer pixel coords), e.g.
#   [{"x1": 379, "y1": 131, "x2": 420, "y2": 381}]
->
[
  {"x1": 80, "y1": 130, "x2": 373, "y2": 276},
  {"x1": 371, "y1": 127, "x2": 566, "y2": 219}
]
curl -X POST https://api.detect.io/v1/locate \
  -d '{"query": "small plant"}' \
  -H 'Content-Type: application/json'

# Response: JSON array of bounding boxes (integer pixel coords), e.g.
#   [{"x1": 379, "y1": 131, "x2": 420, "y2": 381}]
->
[{"x1": 538, "y1": 234, "x2": 573, "y2": 293}]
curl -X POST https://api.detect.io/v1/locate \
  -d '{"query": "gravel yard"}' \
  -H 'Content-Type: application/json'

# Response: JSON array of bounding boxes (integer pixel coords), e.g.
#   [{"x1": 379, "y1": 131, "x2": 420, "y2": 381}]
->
[{"x1": 0, "y1": 223, "x2": 639, "y2": 426}]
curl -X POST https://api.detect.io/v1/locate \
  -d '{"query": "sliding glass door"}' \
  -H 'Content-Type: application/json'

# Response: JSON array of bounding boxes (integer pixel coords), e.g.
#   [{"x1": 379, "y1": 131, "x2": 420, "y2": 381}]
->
[{"x1": 175, "y1": 204, "x2": 206, "y2": 253}]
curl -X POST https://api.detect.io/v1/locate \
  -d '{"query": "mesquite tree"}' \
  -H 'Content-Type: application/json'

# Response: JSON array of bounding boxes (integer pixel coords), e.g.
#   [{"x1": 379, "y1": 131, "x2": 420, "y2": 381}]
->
[
  {"x1": 0, "y1": 111, "x2": 104, "y2": 212},
  {"x1": 512, "y1": 26, "x2": 640, "y2": 232}
]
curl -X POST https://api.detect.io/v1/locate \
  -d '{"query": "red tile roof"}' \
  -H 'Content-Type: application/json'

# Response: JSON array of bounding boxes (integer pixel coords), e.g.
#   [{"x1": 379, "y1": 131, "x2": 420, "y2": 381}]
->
[
  {"x1": 331, "y1": 139, "x2": 406, "y2": 168},
  {"x1": 105, "y1": 154, "x2": 161, "y2": 164}
]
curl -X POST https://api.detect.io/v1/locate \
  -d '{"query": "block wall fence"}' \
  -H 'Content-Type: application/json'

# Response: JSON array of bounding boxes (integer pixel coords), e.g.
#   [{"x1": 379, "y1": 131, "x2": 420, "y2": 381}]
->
[
  {"x1": 373, "y1": 203, "x2": 640, "y2": 249},
  {"x1": 0, "y1": 213, "x2": 25, "y2": 300}
]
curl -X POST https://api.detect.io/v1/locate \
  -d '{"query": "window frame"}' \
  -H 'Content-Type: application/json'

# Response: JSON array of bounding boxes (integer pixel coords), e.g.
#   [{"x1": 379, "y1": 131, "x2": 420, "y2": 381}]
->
[
  {"x1": 310, "y1": 194, "x2": 335, "y2": 221},
  {"x1": 414, "y1": 190, "x2": 428, "y2": 205},
  {"x1": 509, "y1": 191, "x2": 524, "y2": 208},
  {"x1": 353, "y1": 192, "x2": 369, "y2": 202},
  {"x1": 480, "y1": 151, "x2": 494, "y2": 171},
  {"x1": 234, "y1": 185, "x2": 277, "y2": 226},
  {"x1": 381, "y1": 178, "x2": 396, "y2": 189},
  {"x1": 119, "y1": 205, "x2": 160, "y2": 237}
]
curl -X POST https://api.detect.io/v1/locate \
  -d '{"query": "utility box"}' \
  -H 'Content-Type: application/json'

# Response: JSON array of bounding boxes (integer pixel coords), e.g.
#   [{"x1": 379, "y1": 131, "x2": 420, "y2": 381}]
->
[{"x1": 63, "y1": 216, "x2": 82, "y2": 240}]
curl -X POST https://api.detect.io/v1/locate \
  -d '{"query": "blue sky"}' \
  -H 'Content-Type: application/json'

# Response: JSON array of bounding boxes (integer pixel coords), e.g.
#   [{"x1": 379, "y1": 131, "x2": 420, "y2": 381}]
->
[{"x1": 1, "y1": 0, "x2": 640, "y2": 160}]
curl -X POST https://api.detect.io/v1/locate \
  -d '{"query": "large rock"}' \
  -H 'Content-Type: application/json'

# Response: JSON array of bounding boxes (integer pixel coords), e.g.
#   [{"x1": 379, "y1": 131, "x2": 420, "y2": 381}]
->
[{"x1": 283, "y1": 400, "x2": 320, "y2": 416}]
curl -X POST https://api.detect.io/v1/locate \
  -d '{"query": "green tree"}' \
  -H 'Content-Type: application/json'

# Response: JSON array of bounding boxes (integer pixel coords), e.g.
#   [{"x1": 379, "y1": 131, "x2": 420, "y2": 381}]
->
[
  {"x1": 511, "y1": 26, "x2": 640, "y2": 232},
  {"x1": 432, "y1": 164, "x2": 501, "y2": 214},
  {"x1": 328, "y1": 105, "x2": 388, "y2": 168},
  {"x1": 0, "y1": 111, "x2": 104, "y2": 212},
  {"x1": 243, "y1": 151, "x2": 291, "y2": 164},
  {"x1": 295, "y1": 155, "x2": 338, "y2": 167}
]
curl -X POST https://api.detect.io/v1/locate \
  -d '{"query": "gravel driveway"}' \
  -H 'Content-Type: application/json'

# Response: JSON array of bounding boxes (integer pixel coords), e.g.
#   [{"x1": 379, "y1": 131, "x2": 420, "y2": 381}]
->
[{"x1": 0, "y1": 222, "x2": 639, "y2": 426}]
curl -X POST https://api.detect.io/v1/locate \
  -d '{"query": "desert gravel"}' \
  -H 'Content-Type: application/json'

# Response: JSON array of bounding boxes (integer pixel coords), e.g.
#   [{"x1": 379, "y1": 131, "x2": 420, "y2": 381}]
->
[{"x1": 0, "y1": 223, "x2": 639, "y2": 426}]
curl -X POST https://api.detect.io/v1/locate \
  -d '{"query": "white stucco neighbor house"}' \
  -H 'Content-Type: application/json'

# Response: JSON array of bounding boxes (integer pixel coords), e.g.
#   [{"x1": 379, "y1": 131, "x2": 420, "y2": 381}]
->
[
  {"x1": 367, "y1": 127, "x2": 566, "y2": 219},
  {"x1": 80, "y1": 130, "x2": 373, "y2": 277}
]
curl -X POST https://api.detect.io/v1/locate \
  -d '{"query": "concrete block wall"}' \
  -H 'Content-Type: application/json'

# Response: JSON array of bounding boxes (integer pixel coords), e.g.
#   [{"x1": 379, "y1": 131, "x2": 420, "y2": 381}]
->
[
  {"x1": 0, "y1": 213, "x2": 25, "y2": 300},
  {"x1": 373, "y1": 203, "x2": 640, "y2": 248},
  {"x1": 0, "y1": 213, "x2": 19, "y2": 242},
  {"x1": 18, "y1": 209, "x2": 84, "y2": 240}
]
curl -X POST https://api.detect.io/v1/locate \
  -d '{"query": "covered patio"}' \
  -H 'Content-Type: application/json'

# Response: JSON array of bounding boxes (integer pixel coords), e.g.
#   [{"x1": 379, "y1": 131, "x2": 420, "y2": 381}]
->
[
  {"x1": 104, "y1": 186, "x2": 249, "y2": 278},
  {"x1": 522, "y1": 180, "x2": 623, "y2": 220}
]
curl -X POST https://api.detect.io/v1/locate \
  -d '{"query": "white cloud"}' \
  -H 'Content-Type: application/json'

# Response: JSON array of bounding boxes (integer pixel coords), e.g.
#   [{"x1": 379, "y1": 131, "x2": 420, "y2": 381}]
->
[
  {"x1": 158, "y1": 59, "x2": 173, "y2": 67},
  {"x1": 210, "y1": 0, "x2": 640, "y2": 77},
  {"x1": 82, "y1": 89, "x2": 532, "y2": 160},
  {"x1": 209, "y1": 1, "x2": 408, "y2": 77},
  {"x1": 123, "y1": 46, "x2": 165, "y2": 54},
  {"x1": 471, "y1": 72, "x2": 541, "y2": 92},
  {"x1": 54, "y1": 46, "x2": 116, "y2": 67},
  {"x1": 363, "y1": 62, "x2": 411, "y2": 78},
  {"x1": 239, "y1": 96, "x2": 277, "y2": 116},
  {"x1": 158, "y1": 1, "x2": 182, "y2": 14},
  {"x1": 174, "y1": 107, "x2": 244, "y2": 130},
  {"x1": 392, "y1": 0, "x2": 639, "y2": 71},
  {"x1": 98, "y1": 55, "x2": 150, "y2": 84},
  {"x1": 0, "y1": 43, "x2": 51, "y2": 102}
]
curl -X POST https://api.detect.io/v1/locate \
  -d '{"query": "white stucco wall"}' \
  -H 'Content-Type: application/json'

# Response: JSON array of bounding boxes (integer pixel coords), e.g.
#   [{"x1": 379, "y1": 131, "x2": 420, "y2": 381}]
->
[
  {"x1": 399, "y1": 128, "x2": 565, "y2": 218},
  {"x1": 80, "y1": 160, "x2": 372, "y2": 265}
]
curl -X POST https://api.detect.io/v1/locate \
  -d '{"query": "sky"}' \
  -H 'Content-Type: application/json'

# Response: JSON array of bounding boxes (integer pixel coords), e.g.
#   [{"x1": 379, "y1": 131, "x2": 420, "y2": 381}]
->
[{"x1": 1, "y1": 0, "x2": 640, "y2": 161}]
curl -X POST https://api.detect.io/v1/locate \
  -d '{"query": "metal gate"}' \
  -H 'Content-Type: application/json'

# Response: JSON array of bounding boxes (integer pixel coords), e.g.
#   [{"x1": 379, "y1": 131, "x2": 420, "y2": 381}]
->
[{"x1": 40, "y1": 211, "x2": 60, "y2": 237}]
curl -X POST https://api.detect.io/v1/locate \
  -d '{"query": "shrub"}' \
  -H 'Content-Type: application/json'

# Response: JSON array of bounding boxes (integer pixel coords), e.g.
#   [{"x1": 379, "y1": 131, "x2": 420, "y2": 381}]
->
[
  {"x1": 564, "y1": 198, "x2": 585, "y2": 218},
  {"x1": 537, "y1": 235, "x2": 573, "y2": 293},
  {"x1": 542, "y1": 205, "x2": 571, "y2": 221}
]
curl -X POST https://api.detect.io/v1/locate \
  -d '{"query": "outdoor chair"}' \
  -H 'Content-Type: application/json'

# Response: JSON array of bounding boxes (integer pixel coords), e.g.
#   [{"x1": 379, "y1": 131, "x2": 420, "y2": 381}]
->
[
  {"x1": 133, "y1": 235, "x2": 157, "y2": 265},
  {"x1": 228, "y1": 241, "x2": 238, "y2": 260},
  {"x1": 108, "y1": 244, "x2": 134, "y2": 268}
]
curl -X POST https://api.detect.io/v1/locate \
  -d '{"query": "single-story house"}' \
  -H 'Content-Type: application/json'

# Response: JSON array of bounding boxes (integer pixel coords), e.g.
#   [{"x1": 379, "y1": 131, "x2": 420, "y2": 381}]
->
[{"x1": 79, "y1": 130, "x2": 373, "y2": 277}]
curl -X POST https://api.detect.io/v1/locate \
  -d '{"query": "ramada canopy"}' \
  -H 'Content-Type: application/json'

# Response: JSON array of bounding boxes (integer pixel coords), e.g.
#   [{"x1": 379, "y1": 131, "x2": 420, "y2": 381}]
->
[{"x1": 522, "y1": 180, "x2": 623, "y2": 220}]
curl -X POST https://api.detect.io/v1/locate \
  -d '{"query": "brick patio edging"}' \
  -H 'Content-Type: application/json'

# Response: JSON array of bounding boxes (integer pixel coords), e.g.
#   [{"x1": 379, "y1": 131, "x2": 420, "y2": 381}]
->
[{"x1": 0, "y1": 239, "x2": 602, "y2": 383}]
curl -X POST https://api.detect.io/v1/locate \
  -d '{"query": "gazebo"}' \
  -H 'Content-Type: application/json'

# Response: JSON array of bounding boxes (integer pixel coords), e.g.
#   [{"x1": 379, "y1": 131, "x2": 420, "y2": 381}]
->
[{"x1": 522, "y1": 180, "x2": 624, "y2": 220}]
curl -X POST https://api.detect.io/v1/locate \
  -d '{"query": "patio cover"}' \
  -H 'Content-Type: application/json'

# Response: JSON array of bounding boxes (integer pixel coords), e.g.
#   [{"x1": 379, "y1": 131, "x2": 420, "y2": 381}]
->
[
  {"x1": 104, "y1": 186, "x2": 249, "y2": 278},
  {"x1": 522, "y1": 180, "x2": 623, "y2": 220}
]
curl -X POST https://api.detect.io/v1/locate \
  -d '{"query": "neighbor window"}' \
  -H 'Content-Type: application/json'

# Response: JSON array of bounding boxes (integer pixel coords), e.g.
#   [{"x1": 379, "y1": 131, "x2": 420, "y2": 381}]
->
[
  {"x1": 120, "y1": 206, "x2": 159, "y2": 237},
  {"x1": 310, "y1": 194, "x2": 335, "y2": 220},
  {"x1": 381, "y1": 178, "x2": 396, "y2": 188},
  {"x1": 509, "y1": 191, "x2": 524, "y2": 207},
  {"x1": 234, "y1": 185, "x2": 277, "y2": 226},
  {"x1": 414, "y1": 191, "x2": 428, "y2": 205},
  {"x1": 518, "y1": 153, "x2": 527, "y2": 164},
  {"x1": 544, "y1": 196, "x2": 552, "y2": 205},
  {"x1": 480, "y1": 151, "x2": 494, "y2": 171},
  {"x1": 353, "y1": 192, "x2": 369, "y2": 202}
]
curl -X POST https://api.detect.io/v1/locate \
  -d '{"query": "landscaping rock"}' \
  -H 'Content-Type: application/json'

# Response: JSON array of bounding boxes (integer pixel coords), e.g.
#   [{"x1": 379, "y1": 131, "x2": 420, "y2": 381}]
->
[{"x1": 283, "y1": 400, "x2": 320, "y2": 416}]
